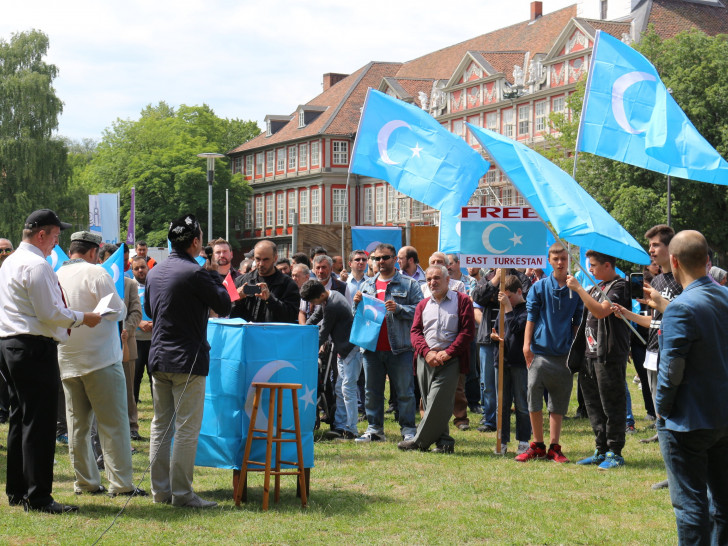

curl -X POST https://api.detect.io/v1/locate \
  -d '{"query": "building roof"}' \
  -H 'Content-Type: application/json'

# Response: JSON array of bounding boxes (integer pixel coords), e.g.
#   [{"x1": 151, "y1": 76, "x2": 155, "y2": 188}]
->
[
  {"x1": 647, "y1": 0, "x2": 728, "y2": 39},
  {"x1": 229, "y1": 61, "x2": 402, "y2": 154}
]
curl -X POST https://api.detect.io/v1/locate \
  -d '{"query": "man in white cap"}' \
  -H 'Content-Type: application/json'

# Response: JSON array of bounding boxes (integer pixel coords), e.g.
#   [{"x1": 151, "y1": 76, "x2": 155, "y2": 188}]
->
[{"x1": 0, "y1": 210, "x2": 102, "y2": 514}]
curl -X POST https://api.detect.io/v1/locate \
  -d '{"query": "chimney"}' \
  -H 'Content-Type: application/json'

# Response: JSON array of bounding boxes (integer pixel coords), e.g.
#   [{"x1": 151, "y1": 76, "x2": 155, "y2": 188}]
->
[
  {"x1": 530, "y1": 1, "x2": 543, "y2": 21},
  {"x1": 323, "y1": 73, "x2": 349, "y2": 91}
]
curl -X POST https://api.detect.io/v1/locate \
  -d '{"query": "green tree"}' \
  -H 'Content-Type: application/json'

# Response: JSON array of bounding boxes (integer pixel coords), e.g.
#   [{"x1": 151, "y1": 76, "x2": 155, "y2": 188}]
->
[
  {"x1": 543, "y1": 29, "x2": 728, "y2": 257},
  {"x1": 80, "y1": 103, "x2": 259, "y2": 246},
  {"x1": 0, "y1": 30, "x2": 79, "y2": 243}
]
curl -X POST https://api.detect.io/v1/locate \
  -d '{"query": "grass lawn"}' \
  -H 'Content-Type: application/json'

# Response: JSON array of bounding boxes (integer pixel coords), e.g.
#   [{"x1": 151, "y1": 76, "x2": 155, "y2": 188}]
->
[{"x1": 0, "y1": 362, "x2": 676, "y2": 545}]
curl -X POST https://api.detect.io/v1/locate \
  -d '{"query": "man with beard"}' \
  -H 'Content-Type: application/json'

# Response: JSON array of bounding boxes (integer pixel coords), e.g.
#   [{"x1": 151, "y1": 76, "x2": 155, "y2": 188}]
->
[
  {"x1": 231, "y1": 240, "x2": 300, "y2": 324},
  {"x1": 211, "y1": 238, "x2": 239, "y2": 282}
]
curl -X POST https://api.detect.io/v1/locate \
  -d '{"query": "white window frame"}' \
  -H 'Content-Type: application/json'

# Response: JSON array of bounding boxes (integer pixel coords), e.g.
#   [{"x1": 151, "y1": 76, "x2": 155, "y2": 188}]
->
[
  {"x1": 299, "y1": 189, "x2": 309, "y2": 224},
  {"x1": 288, "y1": 146, "x2": 297, "y2": 170},
  {"x1": 398, "y1": 196, "x2": 409, "y2": 221},
  {"x1": 503, "y1": 109, "x2": 515, "y2": 139},
  {"x1": 255, "y1": 196, "x2": 263, "y2": 228},
  {"x1": 265, "y1": 194, "x2": 274, "y2": 227},
  {"x1": 553, "y1": 96, "x2": 565, "y2": 114},
  {"x1": 299, "y1": 143, "x2": 308, "y2": 169},
  {"x1": 452, "y1": 120, "x2": 464, "y2": 138},
  {"x1": 311, "y1": 141, "x2": 320, "y2": 166},
  {"x1": 518, "y1": 104, "x2": 530, "y2": 136},
  {"x1": 410, "y1": 199, "x2": 423, "y2": 220},
  {"x1": 276, "y1": 193, "x2": 285, "y2": 226},
  {"x1": 387, "y1": 185, "x2": 397, "y2": 222},
  {"x1": 266, "y1": 150, "x2": 274, "y2": 174},
  {"x1": 298, "y1": 110, "x2": 305, "y2": 128},
  {"x1": 277, "y1": 148, "x2": 285, "y2": 171},
  {"x1": 332, "y1": 188, "x2": 348, "y2": 223},
  {"x1": 332, "y1": 141, "x2": 349, "y2": 165},
  {"x1": 535, "y1": 101, "x2": 547, "y2": 132},
  {"x1": 256, "y1": 153, "x2": 264, "y2": 177},
  {"x1": 311, "y1": 188, "x2": 321, "y2": 224},
  {"x1": 246, "y1": 155, "x2": 253, "y2": 177},
  {"x1": 363, "y1": 187, "x2": 373, "y2": 224},
  {"x1": 486, "y1": 112, "x2": 498, "y2": 131},
  {"x1": 288, "y1": 192, "x2": 297, "y2": 225},
  {"x1": 375, "y1": 186, "x2": 385, "y2": 223},
  {"x1": 502, "y1": 186, "x2": 513, "y2": 206},
  {"x1": 244, "y1": 200, "x2": 253, "y2": 229}
]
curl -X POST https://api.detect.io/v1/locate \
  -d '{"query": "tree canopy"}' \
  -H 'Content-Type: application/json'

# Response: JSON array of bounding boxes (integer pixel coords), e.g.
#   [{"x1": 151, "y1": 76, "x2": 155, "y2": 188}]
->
[
  {"x1": 543, "y1": 28, "x2": 728, "y2": 259},
  {"x1": 80, "y1": 103, "x2": 259, "y2": 246}
]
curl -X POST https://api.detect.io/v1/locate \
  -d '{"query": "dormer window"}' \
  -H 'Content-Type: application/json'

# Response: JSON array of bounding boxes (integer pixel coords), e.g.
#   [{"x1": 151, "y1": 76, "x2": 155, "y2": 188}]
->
[
  {"x1": 298, "y1": 110, "x2": 306, "y2": 128},
  {"x1": 295, "y1": 105, "x2": 327, "y2": 129},
  {"x1": 266, "y1": 120, "x2": 272, "y2": 136}
]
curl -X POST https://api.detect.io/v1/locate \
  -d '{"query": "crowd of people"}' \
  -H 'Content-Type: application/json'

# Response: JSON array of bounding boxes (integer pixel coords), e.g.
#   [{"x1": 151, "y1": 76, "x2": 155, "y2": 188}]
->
[{"x1": 0, "y1": 210, "x2": 725, "y2": 543}]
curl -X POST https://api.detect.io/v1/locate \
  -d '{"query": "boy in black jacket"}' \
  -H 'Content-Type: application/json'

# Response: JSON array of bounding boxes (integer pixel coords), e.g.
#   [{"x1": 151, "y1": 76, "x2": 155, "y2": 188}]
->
[{"x1": 490, "y1": 275, "x2": 531, "y2": 455}]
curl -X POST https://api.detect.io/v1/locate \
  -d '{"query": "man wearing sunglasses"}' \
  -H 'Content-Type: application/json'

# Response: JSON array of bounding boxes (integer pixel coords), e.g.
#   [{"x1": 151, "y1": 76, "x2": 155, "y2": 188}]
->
[
  {"x1": 0, "y1": 239, "x2": 13, "y2": 267},
  {"x1": 353, "y1": 243, "x2": 423, "y2": 444},
  {"x1": 0, "y1": 238, "x2": 12, "y2": 425},
  {"x1": 346, "y1": 250, "x2": 369, "y2": 294}
]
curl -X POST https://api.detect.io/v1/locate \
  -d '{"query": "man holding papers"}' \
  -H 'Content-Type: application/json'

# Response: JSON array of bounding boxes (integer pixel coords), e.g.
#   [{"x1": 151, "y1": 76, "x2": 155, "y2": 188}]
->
[{"x1": 57, "y1": 231, "x2": 145, "y2": 498}]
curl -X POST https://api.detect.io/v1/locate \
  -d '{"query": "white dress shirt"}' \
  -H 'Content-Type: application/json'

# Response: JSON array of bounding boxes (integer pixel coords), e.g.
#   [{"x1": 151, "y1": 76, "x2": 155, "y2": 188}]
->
[{"x1": 0, "y1": 241, "x2": 83, "y2": 342}]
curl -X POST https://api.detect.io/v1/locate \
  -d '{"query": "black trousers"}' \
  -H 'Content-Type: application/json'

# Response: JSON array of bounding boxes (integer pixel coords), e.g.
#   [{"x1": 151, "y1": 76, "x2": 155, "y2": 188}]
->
[
  {"x1": 580, "y1": 358, "x2": 627, "y2": 455},
  {"x1": 134, "y1": 339, "x2": 152, "y2": 403},
  {"x1": 0, "y1": 366, "x2": 9, "y2": 419},
  {"x1": 0, "y1": 335, "x2": 59, "y2": 507}
]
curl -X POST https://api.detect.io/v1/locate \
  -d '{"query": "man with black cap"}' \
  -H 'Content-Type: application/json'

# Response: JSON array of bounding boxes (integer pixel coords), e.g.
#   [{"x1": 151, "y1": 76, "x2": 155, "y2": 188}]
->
[
  {"x1": 57, "y1": 231, "x2": 145, "y2": 498},
  {"x1": 0, "y1": 209, "x2": 103, "y2": 514},
  {"x1": 145, "y1": 214, "x2": 231, "y2": 508}
]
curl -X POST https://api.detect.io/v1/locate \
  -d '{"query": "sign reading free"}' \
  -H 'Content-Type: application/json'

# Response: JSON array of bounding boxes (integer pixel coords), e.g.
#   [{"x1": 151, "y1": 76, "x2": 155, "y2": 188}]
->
[{"x1": 460, "y1": 206, "x2": 547, "y2": 268}]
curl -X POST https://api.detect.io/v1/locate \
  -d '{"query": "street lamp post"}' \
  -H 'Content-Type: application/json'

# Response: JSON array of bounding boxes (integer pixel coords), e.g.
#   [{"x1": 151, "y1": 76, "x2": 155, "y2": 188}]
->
[{"x1": 197, "y1": 152, "x2": 225, "y2": 243}]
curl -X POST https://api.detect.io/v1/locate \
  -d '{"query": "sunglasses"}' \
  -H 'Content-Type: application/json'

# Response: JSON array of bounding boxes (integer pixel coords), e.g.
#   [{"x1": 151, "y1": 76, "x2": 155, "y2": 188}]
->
[
  {"x1": 0, "y1": 248, "x2": 12, "y2": 254},
  {"x1": 352, "y1": 258, "x2": 367, "y2": 262},
  {"x1": 370, "y1": 255, "x2": 393, "y2": 262}
]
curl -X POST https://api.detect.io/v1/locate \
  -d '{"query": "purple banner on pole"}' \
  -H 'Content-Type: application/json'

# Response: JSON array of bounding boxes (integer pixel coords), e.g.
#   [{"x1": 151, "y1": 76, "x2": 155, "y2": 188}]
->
[{"x1": 125, "y1": 187, "x2": 135, "y2": 245}]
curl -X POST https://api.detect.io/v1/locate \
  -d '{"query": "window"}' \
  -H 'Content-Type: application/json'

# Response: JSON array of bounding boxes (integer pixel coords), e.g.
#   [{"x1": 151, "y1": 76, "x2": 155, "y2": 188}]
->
[
  {"x1": 266, "y1": 120, "x2": 272, "y2": 137},
  {"x1": 265, "y1": 194, "x2": 274, "y2": 226},
  {"x1": 244, "y1": 200, "x2": 252, "y2": 229},
  {"x1": 535, "y1": 101, "x2": 547, "y2": 132},
  {"x1": 332, "y1": 188, "x2": 348, "y2": 223},
  {"x1": 553, "y1": 96, "x2": 565, "y2": 113},
  {"x1": 486, "y1": 112, "x2": 498, "y2": 131},
  {"x1": 311, "y1": 188, "x2": 321, "y2": 224},
  {"x1": 485, "y1": 191, "x2": 498, "y2": 206},
  {"x1": 276, "y1": 193, "x2": 285, "y2": 225},
  {"x1": 277, "y1": 148, "x2": 285, "y2": 171},
  {"x1": 266, "y1": 150, "x2": 274, "y2": 174},
  {"x1": 234, "y1": 157, "x2": 242, "y2": 174},
  {"x1": 485, "y1": 169, "x2": 498, "y2": 185},
  {"x1": 255, "y1": 196, "x2": 263, "y2": 228},
  {"x1": 518, "y1": 104, "x2": 530, "y2": 136},
  {"x1": 452, "y1": 120, "x2": 464, "y2": 138},
  {"x1": 299, "y1": 189, "x2": 309, "y2": 224},
  {"x1": 467, "y1": 118, "x2": 480, "y2": 145},
  {"x1": 246, "y1": 155, "x2": 253, "y2": 177},
  {"x1": 288, "y1": 146, "x2": 297, "y2": 170},
  {"x1": 501, "y1": 186, "x2": 513, "y2": 206},
  {"x1": 256, "y1": 153, "x2": 264, "y2": 176},
  {"x1": 503, "y1": 109, "x2": 515, "y2": 139},
  {"x1": 363, "y1": 187, "x2": 373, "y2": 223},
  {"x1": 311, "y1": 141, "x2": 320, "y2": 166},
  {"x1": 398, "y1": 197, "x2": 409, "y2": 221},
  {"x1": 288, "y1": 192, "x2": 297, "y2": 225},
  {"x1": 298, "y1": 110, "x2": 305, "y2": 128},
  {"x1": 387, "y1": 185, "x2": 397, "y2": 222},
  {"x1": 299, "y1": 143, "x2": 308, "y2": 169},
  {"x1": 410, "y1": 199, "x2": 423, "y2": 220},
  {"x1": 375, "y1": 186, "x2": 385, "y2": 223},
  {"x1": 517, "y1": 192, "x2": 526, "y2": 206},
  {"x1": 332, "y1": 141, "x2": 348, "y2": 165}
]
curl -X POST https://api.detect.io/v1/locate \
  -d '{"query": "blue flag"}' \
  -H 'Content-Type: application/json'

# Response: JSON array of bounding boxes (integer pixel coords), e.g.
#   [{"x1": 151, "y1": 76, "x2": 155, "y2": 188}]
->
[
  {"x1": 468, "y1": 124, "x2": 650, "y2": 265},
  {"x1": 46, "y1": 245, "x2": 70, "y2": 272},
  {"x1": 438, "y1": 210, "x2": 462, "y2": 253},
  {"x1": 101, "y1": 245, "x2": 125, "y2": 299},
  {"x1": 351, "y1": 226, "x2": 402, "y2": 255},
  {"x1": 349, "y1": 295, "x2": 386, "y2": 352},
  {"x1": 578, "y1": 30, "x2": 728, "y2": 185},
  {"x1": 350, "y1": 89, "x2": 489, "y2": 215}
]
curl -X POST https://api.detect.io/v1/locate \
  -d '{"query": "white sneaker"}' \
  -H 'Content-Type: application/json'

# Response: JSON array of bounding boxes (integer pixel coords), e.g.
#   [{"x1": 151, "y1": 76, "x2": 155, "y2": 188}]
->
[
  {"x1": 495, "y1": 443, "x2": 508, "y2": 455},
  {"x1": 176, "y1": 493, "x2": 217, "y2": 509},
  {"x1": 355, "y1": 431, "x2": 386, "y2": 443},
  {"x1": 402, "y1": 433, "x2": 415, "y2": 442},
  {"x1": 517, "y1": 441, "x2": 530, "y2": 455}
]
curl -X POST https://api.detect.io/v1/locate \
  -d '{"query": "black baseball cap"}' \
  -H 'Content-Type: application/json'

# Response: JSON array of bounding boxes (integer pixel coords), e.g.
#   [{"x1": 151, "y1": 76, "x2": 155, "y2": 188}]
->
[{"x1": 24, "y1": 209, "x2": 72, "y2": 230}]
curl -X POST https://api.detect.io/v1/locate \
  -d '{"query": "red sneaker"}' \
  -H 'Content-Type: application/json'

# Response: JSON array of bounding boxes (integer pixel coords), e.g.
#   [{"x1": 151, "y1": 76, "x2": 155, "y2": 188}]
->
[
  {"x1": 547, "y1": 443, "x2": 569, "y2": 463},
  {"x1": 514, "y1": 442, "x2": 547, "y2": 462}
]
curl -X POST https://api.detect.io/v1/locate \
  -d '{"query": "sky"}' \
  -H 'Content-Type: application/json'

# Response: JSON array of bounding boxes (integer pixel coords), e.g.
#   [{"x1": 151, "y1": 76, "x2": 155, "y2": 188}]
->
[{"x1": 2, "y1": 0, "x2": 577, "y2": 144}]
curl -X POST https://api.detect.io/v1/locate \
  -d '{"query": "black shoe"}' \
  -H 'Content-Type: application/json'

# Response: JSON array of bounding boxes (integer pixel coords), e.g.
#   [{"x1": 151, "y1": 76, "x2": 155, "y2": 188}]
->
[
  {"x1": 431, "y1": 444, "x2": 454, "y2": 454},
  {"x1": 340, "y1": 430, "x2": 357, "y2": 440},
  {"x1": 130, "y1": 431, "x2": 145, "y2": 441},
  {"x1": 477, "y1": 424, "x2": 496, "y2": 433},
  {"x1": 109, "y1": 487, "x2": 147, "y2": 498},
  {"x1": 323, "y1": 429, "x2": 344, "y2": 440},
  {"x1": 75, "y1": 485, "x2": 107, "y2": 496},
  {"x1": 8, "y1": 495, "x2": 25, "y2": 506},
  {"x1": 640, "y1": 433, "x2": 659, "y2": 444},
  {"x1": 468, "y1": 405, "x2": 483, "y2": 414},
  {"x1": 397, "y1": 439, "x2": 424, "y2": 451},
  {"x1": 24, "y1": 500, "x2": 79, "y2": 514},
  {"x1": 0, "y1": 413, "x2": 8, "y2": 424}
]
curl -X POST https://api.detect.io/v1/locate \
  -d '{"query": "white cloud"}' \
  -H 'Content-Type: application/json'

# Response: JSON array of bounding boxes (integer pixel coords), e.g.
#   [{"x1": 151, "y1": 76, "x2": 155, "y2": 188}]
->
[{"x1": 2, "y1": 0, "x2": 576, "y2": 141}]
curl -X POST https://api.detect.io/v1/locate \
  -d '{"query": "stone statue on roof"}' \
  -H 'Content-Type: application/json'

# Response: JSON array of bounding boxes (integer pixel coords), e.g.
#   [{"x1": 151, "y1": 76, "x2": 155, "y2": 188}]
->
[
  {"x1": 430, "y1": 81, "x2": 447, "y2": 116},
  {"x1": 417, "y1": 91, "x2": 429, "y2": 111}
]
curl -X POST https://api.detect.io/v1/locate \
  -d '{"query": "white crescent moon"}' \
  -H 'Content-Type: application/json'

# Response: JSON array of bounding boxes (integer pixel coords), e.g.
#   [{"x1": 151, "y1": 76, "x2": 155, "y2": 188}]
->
[
  {"x1": 482, "y1": 223, "x2": 510, "y2": 254},
  {"x1": 50, "y1": 250, "x2": 58, "y2": 269},
  {"x1": 244, "y1": 360, "x2": 296, "y2": 429},
  {"x1": 111, "y1": 263, "x2": 120, "y2": 282},
  {"x1": 365, "y1": 241, "x2": 381, "y2": 254},
  {"x1": 611, "y1": 71, "x2": 656, "y2": 134},
  {"x1": 377, "y1": 120, "x2": 409, "y2": 165},
  {"x1": 363, "y1": 304, "x2": 379, "y2": 322}
]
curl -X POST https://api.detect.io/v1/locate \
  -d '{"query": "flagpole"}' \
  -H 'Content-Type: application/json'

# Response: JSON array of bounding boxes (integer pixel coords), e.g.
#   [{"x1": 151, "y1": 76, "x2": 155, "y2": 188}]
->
[
  {"x1": 346, "y1": 87, "x2": 373, "y2": 260},
  {"x1": 572, "y1": 30, "x2": 601, "y2": 180},
  {"x1": 666, "y1": 175, "x2": 672, "y2": 227}
]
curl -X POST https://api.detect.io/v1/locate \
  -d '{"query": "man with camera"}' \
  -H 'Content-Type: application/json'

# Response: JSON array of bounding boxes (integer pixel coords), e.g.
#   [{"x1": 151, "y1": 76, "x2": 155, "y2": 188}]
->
[{"x1": 231, "y1": 240, "x2": 300, "y2": 324}]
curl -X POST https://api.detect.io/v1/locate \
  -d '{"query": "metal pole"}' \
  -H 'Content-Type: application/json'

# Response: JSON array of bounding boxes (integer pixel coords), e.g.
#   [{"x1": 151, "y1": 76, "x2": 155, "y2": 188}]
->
[
  {"x1": 226, "y1": 188, "x2": 229, "y2": 241},
  {"x1": 666, "y1": 175, "x2": 672, "y2": 227}
]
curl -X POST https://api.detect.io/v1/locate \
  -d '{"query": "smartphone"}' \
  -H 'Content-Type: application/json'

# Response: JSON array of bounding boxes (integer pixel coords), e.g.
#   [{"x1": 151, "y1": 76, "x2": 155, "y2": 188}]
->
[
  {"x1": 204, "y1": 245, "x2": 213, "y2": 261},
  {"x1": 630, "y1": 273, "x2": 644, "y2": 300},
  {"x1": 243, "y1": 283, "x2": 262, "y2": 295}
]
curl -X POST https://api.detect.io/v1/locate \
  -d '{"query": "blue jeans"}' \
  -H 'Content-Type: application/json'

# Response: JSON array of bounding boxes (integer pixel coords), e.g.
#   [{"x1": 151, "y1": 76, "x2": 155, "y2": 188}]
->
[
  {"x1": 625, "y1": 381, "x2": 635, "y2": 428},
  {"x1": 333, "y1": 348, "x2": 363, "y2": 435},
  {"x1": 658, "y1": 420, "x2": 728, "y2": 545},
  {"x1": 479, "y1": 345, "x2": 497, "y2": 427},
  {"x1": 362, "y1": 350, "x2": 416, "y2": 438},
  {"x1": 496, "y1": 366, "x2": 531, "y2": 445}
]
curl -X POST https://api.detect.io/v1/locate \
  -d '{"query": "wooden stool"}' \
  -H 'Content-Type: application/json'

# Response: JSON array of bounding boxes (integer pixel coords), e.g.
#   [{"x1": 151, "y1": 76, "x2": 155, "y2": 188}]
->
[{"x1": 234, "y1": 382, "x2": 307, "y2": 510}]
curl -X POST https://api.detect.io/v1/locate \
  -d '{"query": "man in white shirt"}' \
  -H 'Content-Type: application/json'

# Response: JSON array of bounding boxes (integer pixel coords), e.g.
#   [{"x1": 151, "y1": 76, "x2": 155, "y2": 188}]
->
[
  {"x1": 0, "y1": 210, "x2": 102, "y2": 514},
  {"x1": 57, "y1": 231, "x2": 146, "y2": 498}
]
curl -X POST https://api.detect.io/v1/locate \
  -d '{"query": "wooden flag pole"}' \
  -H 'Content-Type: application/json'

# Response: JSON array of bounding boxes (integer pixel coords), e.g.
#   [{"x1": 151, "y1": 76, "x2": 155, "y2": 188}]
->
[{"x1": 495, "y1": 269, "x2": 505, "y2": 455}]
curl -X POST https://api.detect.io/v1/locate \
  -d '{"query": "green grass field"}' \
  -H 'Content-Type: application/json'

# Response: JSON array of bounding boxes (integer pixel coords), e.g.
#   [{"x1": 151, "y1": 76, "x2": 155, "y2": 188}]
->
[{"x1": 0, "y1": 364, "x2": 676, "y2": 545}]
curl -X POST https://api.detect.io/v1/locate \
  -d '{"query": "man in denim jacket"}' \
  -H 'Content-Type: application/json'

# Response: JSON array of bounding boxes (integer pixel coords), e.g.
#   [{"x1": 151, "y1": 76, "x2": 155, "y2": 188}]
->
[{"x1": 353, "y1": 243, "x2": 423, "y2": 443}]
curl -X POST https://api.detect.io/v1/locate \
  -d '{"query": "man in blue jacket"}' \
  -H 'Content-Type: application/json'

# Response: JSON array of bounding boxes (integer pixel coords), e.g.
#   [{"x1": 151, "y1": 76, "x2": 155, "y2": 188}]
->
[
  {"x1": 145, "y1": 215, "x2": 231, "y2": 509},
  {"x1": 353, "y1": 243, "x2": 423, "y2": 443},
  {"x1": 657, "y1": 230, "x2": 728, "y2": 545}
]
